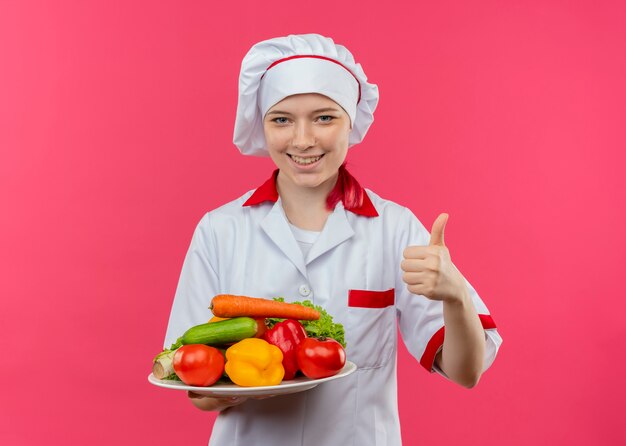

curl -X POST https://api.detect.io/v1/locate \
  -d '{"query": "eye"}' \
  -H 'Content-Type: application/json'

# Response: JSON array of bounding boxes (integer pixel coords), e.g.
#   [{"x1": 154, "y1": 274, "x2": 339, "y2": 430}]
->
[
  {"x1": 318, "y1": 115, "x2": 335, "y2": 123},
  {"x1": 271, "y1": 117, "x2": 289, "y2": 124}
]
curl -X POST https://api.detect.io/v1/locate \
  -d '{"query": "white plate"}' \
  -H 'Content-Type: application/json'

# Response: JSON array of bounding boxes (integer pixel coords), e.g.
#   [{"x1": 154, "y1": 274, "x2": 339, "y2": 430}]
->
[{"x1": 148, "y1": 361, "x2": 356, "y2": 397}]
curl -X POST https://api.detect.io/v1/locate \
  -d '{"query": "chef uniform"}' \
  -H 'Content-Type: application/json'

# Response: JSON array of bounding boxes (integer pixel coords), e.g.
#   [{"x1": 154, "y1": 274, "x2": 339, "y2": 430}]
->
[{"x1": 163, "y1": 34, "x2": 503, "y2": 446}]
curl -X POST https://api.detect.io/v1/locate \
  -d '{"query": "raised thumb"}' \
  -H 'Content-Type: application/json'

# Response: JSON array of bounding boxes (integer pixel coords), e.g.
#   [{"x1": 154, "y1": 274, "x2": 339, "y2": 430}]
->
[{"x1": 429, "y1": 213, "x2": 448, "y2": 246}]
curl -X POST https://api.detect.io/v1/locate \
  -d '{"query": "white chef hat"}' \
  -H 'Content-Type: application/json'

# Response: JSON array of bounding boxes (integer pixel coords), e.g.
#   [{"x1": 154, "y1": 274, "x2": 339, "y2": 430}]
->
[{"x1": 233, "y1": 33, "x2": 379, "y2": 156}]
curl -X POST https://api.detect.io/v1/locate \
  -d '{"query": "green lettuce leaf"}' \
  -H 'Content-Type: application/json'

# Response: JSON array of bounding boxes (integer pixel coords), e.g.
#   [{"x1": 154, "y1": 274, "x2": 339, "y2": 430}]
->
[{"x1": 267, "y1": 297, "x2": 346, "y2": 348}]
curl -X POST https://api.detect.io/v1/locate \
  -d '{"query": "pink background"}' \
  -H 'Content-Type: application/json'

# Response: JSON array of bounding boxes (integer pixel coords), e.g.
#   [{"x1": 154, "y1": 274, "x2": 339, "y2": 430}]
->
[{"x1": 1, "y1": 1, "x2": 625, "y2": 444}]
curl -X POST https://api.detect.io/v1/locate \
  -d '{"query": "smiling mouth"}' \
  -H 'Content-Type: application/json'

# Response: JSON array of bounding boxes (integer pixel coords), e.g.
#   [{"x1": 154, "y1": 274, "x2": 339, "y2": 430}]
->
[{"x1": 288, "y1": 154, "x2": 324, "y2": 165}]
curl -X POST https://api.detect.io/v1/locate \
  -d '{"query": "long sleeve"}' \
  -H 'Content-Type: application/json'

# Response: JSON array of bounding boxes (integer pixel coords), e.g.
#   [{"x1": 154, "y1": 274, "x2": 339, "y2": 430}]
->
[{"x1": 163, "y1": 213, "x2": 220, "y2": 348}]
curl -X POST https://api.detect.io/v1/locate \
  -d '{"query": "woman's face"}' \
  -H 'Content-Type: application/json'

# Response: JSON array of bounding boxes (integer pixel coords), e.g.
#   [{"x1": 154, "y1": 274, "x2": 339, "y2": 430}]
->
[{"x1": 263, "y1": 93, "x2": 352, "y2": 191}]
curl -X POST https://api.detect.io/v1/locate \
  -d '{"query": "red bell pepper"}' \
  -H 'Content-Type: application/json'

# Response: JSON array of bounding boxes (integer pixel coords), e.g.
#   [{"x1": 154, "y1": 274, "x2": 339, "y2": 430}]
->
[{"x1": 263, "y1": 319, "x2": 307, "y2": 380}]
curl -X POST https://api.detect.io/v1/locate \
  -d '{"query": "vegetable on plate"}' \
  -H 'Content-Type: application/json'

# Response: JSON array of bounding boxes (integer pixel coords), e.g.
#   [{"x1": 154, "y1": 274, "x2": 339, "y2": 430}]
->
[
  {"x1": 263, "y1": 319, "x2": 307, "y2": 380},
  {"x1": 181, "y1": 316, "x2": 260, "y2": 345},
  {"x1": 151, "y1": 294, "x2": 348, "y2": 386},
  {"x1": 267, "y1": 298, "x2": 346, "y2": 348},
  {"x1": 224, "y1": 338, "x2": 285, "y2": 387},
  {"x1": 173, "y1": 344, "x2": 225, "y2": 386},
  {"x1": 297, "y1": 337, "x2": 346, "y2": 379},
  {"x1": 152, "y1": 349, "x2": 176, "y2": 380},
  {"x1": 210, "y1": 294, "x2": 320, "y2": 320}
]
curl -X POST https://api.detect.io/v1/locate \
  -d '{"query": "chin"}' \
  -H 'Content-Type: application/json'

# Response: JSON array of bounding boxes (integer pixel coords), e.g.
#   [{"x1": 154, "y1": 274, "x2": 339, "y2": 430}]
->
[
  {"x1": 292, "y1": 172, "x2": 329, "y2": 188},
  {"x1": 293, "y1": 176, "x2": 323, "y2": 188}
]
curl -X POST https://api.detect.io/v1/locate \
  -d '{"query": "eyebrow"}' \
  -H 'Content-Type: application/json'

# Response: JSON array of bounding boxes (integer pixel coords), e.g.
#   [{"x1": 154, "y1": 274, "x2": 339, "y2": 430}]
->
[{"x1": 266, "y1": 107, "x2": 340, "y2": 116}]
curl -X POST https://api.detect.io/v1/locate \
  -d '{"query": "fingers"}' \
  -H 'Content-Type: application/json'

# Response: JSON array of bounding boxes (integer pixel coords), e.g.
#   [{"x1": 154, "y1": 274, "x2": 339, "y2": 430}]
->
[
  {"x1": 403, "y1": 246, "x2": 428, "y2": 260},
  {"x1": 187, "y1": 391, "x2": 238, "y2": 401},
  {"x1": 403, "y1": 213, "x2": 450, "y2": 262},
  {"x1": 429, "y1": 213, "x2": 448, "y2": 247},
  {"x1": 187, "y1": 391, "x2": 204, "y2": 399},
  {"x1": 402, "y1": 271, "x2": 429, "y2": 285},
  {"x1": 406, "y1": 283, "x2": 435, "y2": 297},
  {"x1": 401, "y1": 256, "x2": 440, "y2": 273},
  {"x1": 187, "y1": 391, "x2": 247, "y2": 409},
  {"x1": 251, "y1": 394, "x2": 277, "y2": 400},
  {"x1": 403, "y1": 245, "x2": 446, "y2": 262},
  {"x1": 401, "y1": 258, "x2": 423, "y2": 272},
  {"x1": 186, "y1": 391, "x2": 266, "y2": 403},
  {"x1": 221, "y1": 396, "x2": 247, "y2": 407}
]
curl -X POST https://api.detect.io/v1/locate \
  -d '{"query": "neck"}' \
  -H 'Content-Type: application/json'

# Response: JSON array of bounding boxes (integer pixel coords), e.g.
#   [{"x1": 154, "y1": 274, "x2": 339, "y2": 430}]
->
[{"x1": 276, "y1": 171, "x2": 338, "y2": 231}]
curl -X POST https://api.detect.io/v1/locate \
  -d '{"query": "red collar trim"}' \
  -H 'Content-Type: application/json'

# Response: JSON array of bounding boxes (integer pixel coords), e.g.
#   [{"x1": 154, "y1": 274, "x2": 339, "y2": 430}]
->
[
  {"x1": 243, "y1": 169, "x2": 379, "y2": 217},
  {"x1": 243, "y1": 170, "x2": 280, "y2": 206}
]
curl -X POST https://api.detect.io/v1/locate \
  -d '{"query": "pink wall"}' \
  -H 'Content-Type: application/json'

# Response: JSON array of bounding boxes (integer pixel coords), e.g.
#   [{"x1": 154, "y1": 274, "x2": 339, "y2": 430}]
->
[{"x1": 1, "y1": 1, "x2": 625, "y2": 444}]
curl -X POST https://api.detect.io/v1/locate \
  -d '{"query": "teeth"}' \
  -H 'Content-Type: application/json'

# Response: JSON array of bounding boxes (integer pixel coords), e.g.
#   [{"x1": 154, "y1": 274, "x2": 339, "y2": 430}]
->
[{"x1": 291, "y1": 155, "x2": 322, "y2": 165}]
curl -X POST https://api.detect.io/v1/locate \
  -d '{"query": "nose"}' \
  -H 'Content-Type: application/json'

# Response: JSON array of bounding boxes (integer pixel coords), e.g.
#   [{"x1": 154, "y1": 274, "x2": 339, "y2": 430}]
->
[{"x1": 291, "y1": 121, "x2": 316, "y2": 151}]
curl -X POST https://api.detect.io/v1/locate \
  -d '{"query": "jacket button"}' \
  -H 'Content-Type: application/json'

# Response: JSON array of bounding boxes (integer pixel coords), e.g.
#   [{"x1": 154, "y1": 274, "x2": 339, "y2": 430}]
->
[{"x1": 298, "y1": 284, "x2": 311, "y2": 297}]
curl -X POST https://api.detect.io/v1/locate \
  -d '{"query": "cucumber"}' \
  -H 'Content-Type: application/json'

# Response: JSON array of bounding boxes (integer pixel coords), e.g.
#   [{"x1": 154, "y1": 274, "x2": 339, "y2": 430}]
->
[{"x1": 181, "y1": 317, "x2": 258, "y2": 345}]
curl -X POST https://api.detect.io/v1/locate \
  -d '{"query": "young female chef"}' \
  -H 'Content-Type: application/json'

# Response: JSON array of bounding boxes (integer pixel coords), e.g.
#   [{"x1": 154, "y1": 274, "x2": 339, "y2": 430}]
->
[{"x1": 163, "y1": 33, "x2": 503, "y2": 445}]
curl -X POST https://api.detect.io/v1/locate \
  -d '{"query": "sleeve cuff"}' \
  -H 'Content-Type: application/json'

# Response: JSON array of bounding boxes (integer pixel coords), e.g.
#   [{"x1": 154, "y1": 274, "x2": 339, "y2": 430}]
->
[{"x1": 419, "y1": 314, "x2": 497, "y2": 372}]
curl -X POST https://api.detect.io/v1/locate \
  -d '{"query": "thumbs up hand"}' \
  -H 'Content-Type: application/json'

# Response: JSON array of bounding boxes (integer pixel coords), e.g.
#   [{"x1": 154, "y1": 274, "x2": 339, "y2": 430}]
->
[{"x1": 401, "y1": 213, "x2": 467, "y2": 303}]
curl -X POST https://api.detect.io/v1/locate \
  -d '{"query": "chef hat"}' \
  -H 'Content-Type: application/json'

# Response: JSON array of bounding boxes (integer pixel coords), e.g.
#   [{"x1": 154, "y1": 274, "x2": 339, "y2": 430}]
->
[{"x1": 233, "y1": 33, "x2": 379, "y2": 156}]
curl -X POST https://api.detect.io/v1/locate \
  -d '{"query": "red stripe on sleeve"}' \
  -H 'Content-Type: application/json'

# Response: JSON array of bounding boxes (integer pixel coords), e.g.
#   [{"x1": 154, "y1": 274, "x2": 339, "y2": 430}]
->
[{"x1": 419, "y1": 314, "x2": 497, "y2": 372}]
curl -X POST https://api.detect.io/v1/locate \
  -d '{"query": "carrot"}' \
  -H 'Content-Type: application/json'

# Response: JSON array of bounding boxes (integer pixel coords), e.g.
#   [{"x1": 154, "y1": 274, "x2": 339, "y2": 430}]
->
[{"x1": 210, "y1": 295, "x2": 320, "y2": 320}]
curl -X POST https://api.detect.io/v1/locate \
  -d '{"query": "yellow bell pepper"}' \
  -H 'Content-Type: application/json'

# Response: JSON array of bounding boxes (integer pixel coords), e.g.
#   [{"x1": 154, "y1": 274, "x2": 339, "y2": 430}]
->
[{"x1": 225, "y1": 338, "x2": 285, "y2": 387}]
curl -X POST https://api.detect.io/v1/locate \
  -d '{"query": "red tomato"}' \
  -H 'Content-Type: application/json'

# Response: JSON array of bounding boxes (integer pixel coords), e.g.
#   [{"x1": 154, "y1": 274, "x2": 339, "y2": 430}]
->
[
  {"x1": 296, "y1": 338, "x2": 346, "y2": 379},
  {"x1": 173, "y1": 344, "x2": 224, "y2": 386}
]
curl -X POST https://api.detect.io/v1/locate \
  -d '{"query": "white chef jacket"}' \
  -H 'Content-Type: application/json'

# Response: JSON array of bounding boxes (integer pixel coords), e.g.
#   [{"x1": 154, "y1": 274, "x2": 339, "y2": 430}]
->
[{"x1": 163, "y1": 170, "x2": 503, "y2": 446}]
